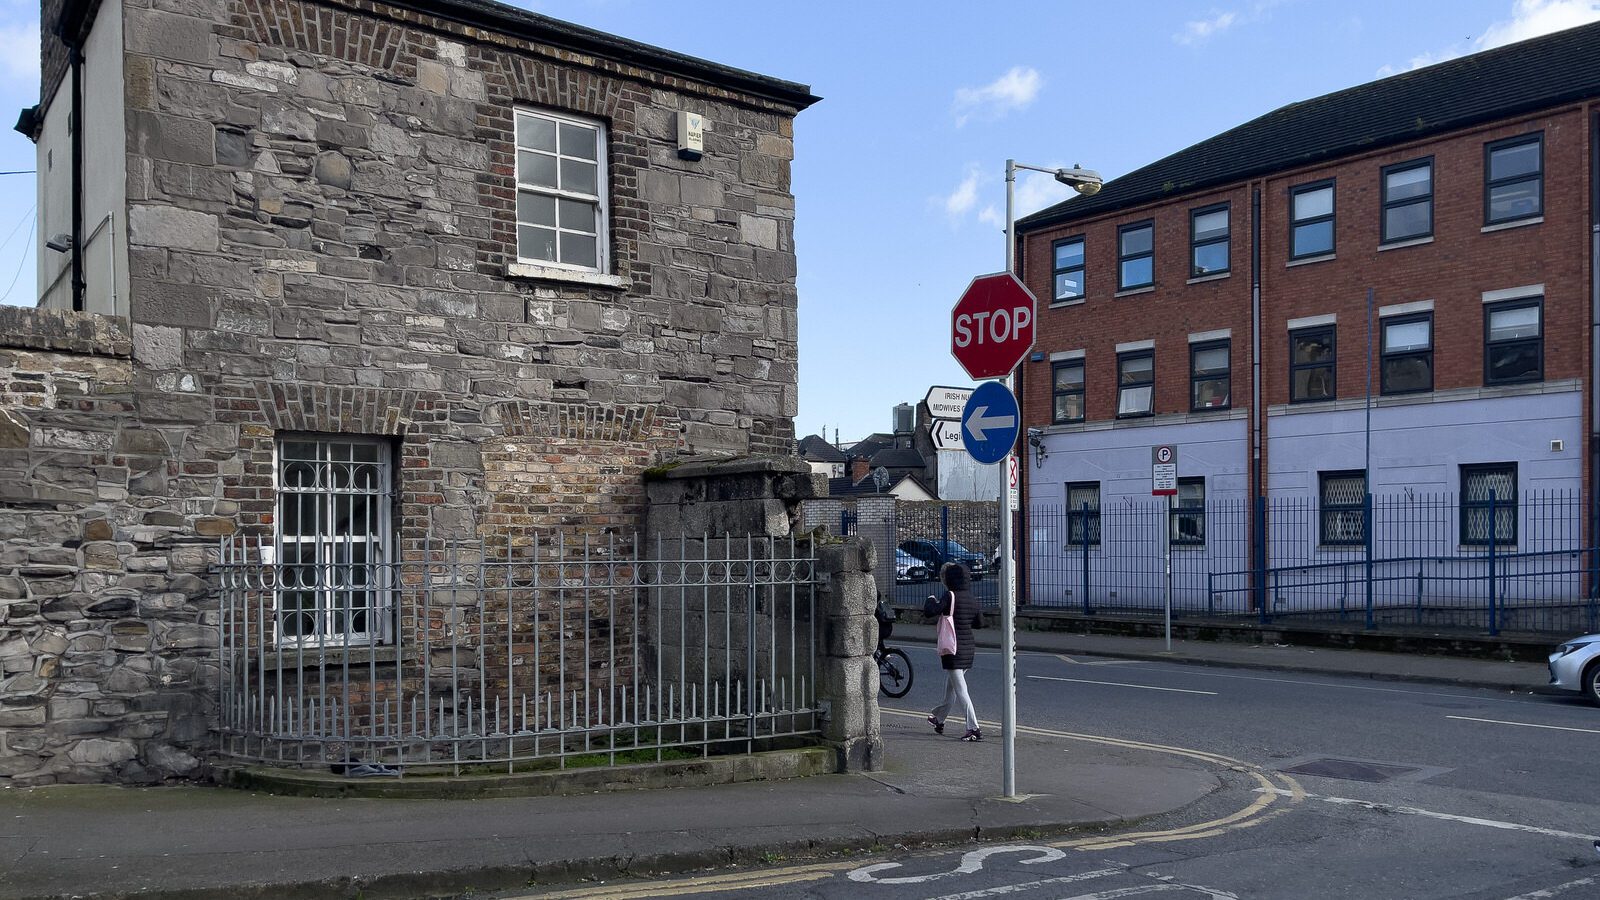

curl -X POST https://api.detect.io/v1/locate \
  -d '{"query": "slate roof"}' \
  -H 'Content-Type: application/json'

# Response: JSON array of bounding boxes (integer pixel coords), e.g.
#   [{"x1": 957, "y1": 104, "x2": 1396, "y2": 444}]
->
[
  {"x1": 797, "y1": 434, "x2": 846, "y2": 462},
  {"x1": 1018, "y1": 19, "x2": 1600, "y2": 232},
  {"x1": 869, "y1": 448, "x2": 927, "y2": 470},
  {"x1": 826, "y1": 472, "x2": 928, "y2": 497}
]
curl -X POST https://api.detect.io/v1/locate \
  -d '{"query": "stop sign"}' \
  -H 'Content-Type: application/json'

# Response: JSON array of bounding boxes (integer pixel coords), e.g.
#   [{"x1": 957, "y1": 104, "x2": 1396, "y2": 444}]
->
[{"x1": 950, "y1": 272, "x2": 1037, "y2": 380}]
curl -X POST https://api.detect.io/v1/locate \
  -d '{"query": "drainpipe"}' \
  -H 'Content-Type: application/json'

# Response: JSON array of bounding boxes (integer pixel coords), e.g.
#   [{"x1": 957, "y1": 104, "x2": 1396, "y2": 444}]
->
[
  {"x1": 1250, "y1": 186, "x2": 1265, "y2": 612},
  {"x1": 1590, "y1": 110, "x2": 1600, "y2": 600},
  {"x1": 64, "y1": 31, "x2": 85, "y2": 312}
]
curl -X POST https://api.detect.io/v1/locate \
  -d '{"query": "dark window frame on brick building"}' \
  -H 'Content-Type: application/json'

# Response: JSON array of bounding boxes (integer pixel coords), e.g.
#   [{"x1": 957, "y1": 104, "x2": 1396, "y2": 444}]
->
[
  {"x1": 1290, "y1": 180, "x2": 1335, "y2": 259},
  {"x1": 1289, "y1": 325, "x2": 1336, "y2": 403},
  {"x1": 1052, "y1": 236, "x2": 1086, "y2": 303},
  {"x1": 513, "y1": 107, "x2": 609, "y2": 273},
  {"x1": 1190, "y1": 340, "x2": 1231, "y2": 412},
  {"x1": 1117, "y1": 349, "x2": 1155, "y2": 417},
  {"x1": 1380, "y1": 312, "x2": 1433, "y2": 395},
  {"x1": 1380, "y1": 157, "x2": 1433, "y2": 243},
  {"x1": 1484, "y1": 297, "x2": 1543, "y2": 385},
  {"x1": 1319, "y1": 469, "x2": 1367, "y2": 546},
  {"x1": 1190, "y1": 203, "x2": 1230, "y2": 277},
  {"x1": 1461, "y1": 462, "x2": 1517, "y2": 546},
  {"x1": 1118, "y1": 221, "x2": 1155, "y2": 291},
  {"x1": 1052, "y1": 358, "x2": 1085, "y2": 424},
  {"x1": 1066, "y1": 481, "x2": 1101, "y2": 546},
  {"x1": 1170, "y1": 476, "x2": 1206, "y2": 546},
  {"x1": 1484, "y1": 133, "x2": 1543, "y2": 226}
]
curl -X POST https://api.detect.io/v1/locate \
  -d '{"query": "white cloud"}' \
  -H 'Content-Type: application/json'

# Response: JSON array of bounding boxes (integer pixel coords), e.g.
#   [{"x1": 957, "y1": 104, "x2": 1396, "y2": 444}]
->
[
  {"x1": 1174, "y1": 10, "x2": 1239, "y2": 46},
  {"x1": 1378, "y1": 0, "x2": 1600, "y2": 75},
  {"x1": 952, "y1": 66, "x2": 1042, "y2": 127},
  {"x1": 940, "y1": 167, "x2": 982, "y2": 220},
  {"x1": 0, "y1": 20, "x2": 37, "y2": 85}
]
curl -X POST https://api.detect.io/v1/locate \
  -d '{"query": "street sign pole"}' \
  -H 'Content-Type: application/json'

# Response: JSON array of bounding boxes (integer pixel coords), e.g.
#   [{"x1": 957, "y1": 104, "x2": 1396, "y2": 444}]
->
[
  {"x1": 1000, "y1": 160, "x2": 1018, "y2": 799},
  {"x1": 1152, "y1": 445, "x2": 1179, "y2": 651}
]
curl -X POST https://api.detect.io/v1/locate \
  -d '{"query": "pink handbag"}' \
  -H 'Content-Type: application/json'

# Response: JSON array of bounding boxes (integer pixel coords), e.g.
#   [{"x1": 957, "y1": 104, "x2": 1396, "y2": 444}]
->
[{"x1": 936, "y1": 591, "x2": 958, "y2": 656}]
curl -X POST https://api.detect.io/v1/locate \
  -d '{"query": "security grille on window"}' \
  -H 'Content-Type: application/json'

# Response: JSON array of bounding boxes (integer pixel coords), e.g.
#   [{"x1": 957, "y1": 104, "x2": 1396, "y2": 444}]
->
[
  {"x1": 1461, "y1": 463, "x2": 1517, "y2": 546},
  {"x1": 1484, "y1": 298, "x2": 1542, "y2": 385},
  {"x1": 1380, "y1": 313, "x2": 1432, "y2": 395},
  {"x1": 1290, "y1": 326, "x2": 1336, "y2": 402},
  {"x1": 1190, "y1": 340, "x2": 1230, "y2": 411},
  {"x1": 1381, "y1": 159, "x2": 1433, "y2": 243},
  {"x1": 1190, "y1": 205, "x2": 1229, "y2": 276},
  {"x1": 276, "y1": 438, "x2": 394, "y2": 645},
  {"x1": 1291, "y1": 181, "x2": 1335, "y2": 259},
  {"x1": 514, "y1": 108, "x2": 607, "y2": 271},
  {"x1": 1485, "y1": 133, "x2": 1542, "y2": 225},
  {"x1": 1117, "y1": 351, "x2": 1154, "y2": 417},
  {"x1": 1118, "y1": 222, "x2": 1154, "y2": 290},
  {"x1": 1319, "y1": 470, "x2": 1366, "y2": 546},
  {"x1": 1170, "y1": 477, "x2": 1205, "y2": 546},
  {"x1": 1053, "y1": 237, "x2": 1086, "y2": 302},
  {"x1": 1052, "y1": 359, "x2": 1085, "y2": 423},
  {"x1": 1066, "y1": 481, "x2": 1101, "y2": 546}
]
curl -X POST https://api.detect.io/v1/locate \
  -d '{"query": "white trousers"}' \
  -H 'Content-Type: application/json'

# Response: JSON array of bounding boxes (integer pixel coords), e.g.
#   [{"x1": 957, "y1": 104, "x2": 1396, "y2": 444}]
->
[{"x1": 931, "y1": 668, "x2": 979, "y2": 733}]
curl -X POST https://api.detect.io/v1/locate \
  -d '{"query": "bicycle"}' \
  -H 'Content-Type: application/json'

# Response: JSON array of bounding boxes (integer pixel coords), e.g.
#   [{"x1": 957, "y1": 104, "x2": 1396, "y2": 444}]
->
[{"x1": 874, "y1": 597, "x2": 913, "y2": 698}]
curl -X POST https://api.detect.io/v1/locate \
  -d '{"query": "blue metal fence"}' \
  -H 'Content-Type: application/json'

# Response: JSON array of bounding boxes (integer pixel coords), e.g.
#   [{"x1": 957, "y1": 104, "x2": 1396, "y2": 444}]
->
[{"x1": 1025, "y1": 490, "x2": 1600, "y2": 636}]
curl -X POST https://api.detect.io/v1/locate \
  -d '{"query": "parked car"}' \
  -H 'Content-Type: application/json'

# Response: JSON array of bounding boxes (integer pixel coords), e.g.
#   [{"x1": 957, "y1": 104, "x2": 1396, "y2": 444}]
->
[
  {"x1": 1548, "y1": 634, "x2": 1600, "y2": 706},
  {"x1": 898, "y1": 538, "x2": 987, "y2": 581},
  {"x1": 894, "y1": 549, "x2": 929, "y2": 583}
]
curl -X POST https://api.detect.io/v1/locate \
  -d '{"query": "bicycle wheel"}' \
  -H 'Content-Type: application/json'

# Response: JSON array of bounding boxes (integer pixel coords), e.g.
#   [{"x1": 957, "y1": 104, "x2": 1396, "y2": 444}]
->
[{"x1": 878, "y1": 647, "x2": 914, "y2": 698}]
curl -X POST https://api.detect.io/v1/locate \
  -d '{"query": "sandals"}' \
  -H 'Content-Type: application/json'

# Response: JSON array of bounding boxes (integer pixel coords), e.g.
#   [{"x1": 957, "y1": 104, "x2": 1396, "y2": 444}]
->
[
  {"x1": 927, "y1": 715, "x2": 944, "y2": 735},
  {"x1": 960, "y1": 729, "x2": 983, "y2": 742}
]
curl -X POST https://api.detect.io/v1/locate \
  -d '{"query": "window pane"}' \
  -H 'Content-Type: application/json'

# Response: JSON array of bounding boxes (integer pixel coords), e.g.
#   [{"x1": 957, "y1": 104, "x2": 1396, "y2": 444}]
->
[
  {"x1": 516, "y1": 114, "x2": 556, "y2": 151},
  {"x1": 1193, "y1": 242, "x2": 1228, "y2": 275},
  {"x1": 1118, "y1": 385, "x2": 1152, "y2": 415},
  {"x1": 1054, "y1": 272, "x2": 1083, "y2": 300},
  {"x1": 1292, "y1": 331, "x2": 1333, "y2": 364},
  {"x1": 1067, "y1": 485, "x2": 1100, "y2": 510},
  {"x1": 558, "y1": 122, "x2": 597, "y2": 160},
  {"x1": 561, "y1": 158, "x2": 598, "y2": 195},
  {"x1": 1193, "y1": 376, "x2": 1229, "y2": 409},
  {"x1": 1053, "y1": 394, "x2": 1084, "y2": 422},
  {"x1": 1294, "y1": 186, "x2": 1332, "y2": 220},
  {"x1": 1488, "y1": 181, "x2": 1540, "y2": 221},
  {"x1": 1385, "y1": 165, "x2": 1431, "y2": 200},
  {"x1": 1384, "y1": 319, "x2": 1430, "y2": 351},
  {"x1": 1055, "y1": 240, "x2": 1084, "y2": 269},
  {"x1": 1193, "y1": 209, "x2": 1228, "y2": 241},
  {"x1": 557, "y1": 198, "x2": 597, "y2": 234},
  {"x1": 1489, "y1": 141, "x2": 1540, "y2": 180},
  {"x1": 1119, "y1": 355, "x2": 1153, "y2": 382},
  {"x1": 1054, "y1": 364, "x2": 1084, "y2": 390},
  {"x1": 518, "y1": 225, "x2": 557, "y2": 261},
  {"x1": 1383, "y1": 356, "x2": 1431, "y2": 392},
  {"x1": 560, "y1": 232, "x2": 598, "y2": 268},
  {"x1": 517, "y1": 191, "x2": 556, "y2": 226},
  {"x1": 1292, "y1": 220, "x2": 1333, "y2": 256},
  {"x1": 1120, "y1": 226, "x2": 1152, "y2": 255},
  {"x1": 1177, "y1": 479, "x2": 1204, "y2": 504},
  {"x1": 1384, "y1": 202, "x2": 1430, "y2": 240},
  {"x1": 1120, "y1": 257, "x2": 1152, "y2": 288},
  {"x1": 518, "y1": 150, "x2": 557, "y2": 187},
  {"x1": 1488, "y1": 305, "x2": 1539, "y2": 341},
  {"x1": 1293, "y1": 366, "x2": 1335, "y2": 401},
  {"x1": 1322, "y1": 474, "x2": 1365, "y2": 505},
  {"x1": 1193, "y1": 346, "x2": 1228, "y2": 372},
  {"x1": 1487, "y1": 342, "x2": 1540, "y2": 382}
]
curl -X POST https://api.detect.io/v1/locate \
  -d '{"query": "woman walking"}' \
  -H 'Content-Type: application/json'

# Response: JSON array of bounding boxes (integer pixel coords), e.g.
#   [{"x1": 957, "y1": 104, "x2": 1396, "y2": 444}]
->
[{"x1": 927, "y1": 561, "x2": 984, "y2": 742}]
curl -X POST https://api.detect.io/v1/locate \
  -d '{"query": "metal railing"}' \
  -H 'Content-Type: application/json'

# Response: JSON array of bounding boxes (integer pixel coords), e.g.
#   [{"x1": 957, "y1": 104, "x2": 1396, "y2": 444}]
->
[{"x1": 216, "y1": 531, "x2": 820, "y2": 772}]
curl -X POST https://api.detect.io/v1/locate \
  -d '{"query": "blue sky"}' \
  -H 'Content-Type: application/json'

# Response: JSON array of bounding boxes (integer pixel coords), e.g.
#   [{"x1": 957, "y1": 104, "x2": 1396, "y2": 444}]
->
[{"x1": 0, "y1": 0, "x2": 1595, "y2": 445}]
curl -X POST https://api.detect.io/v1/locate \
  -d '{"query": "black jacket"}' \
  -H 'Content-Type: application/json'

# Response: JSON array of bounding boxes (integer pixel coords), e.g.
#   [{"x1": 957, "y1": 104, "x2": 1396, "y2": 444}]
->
[{"x1": 938, "y1": 588, "x2": 983, "y2": 670}]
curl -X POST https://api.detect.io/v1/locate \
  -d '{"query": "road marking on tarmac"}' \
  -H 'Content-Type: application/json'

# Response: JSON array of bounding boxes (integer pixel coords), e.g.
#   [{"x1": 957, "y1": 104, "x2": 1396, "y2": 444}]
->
[
  {"x1": 1445, "y1": 715, "x2": 1600, "y2": 735},
  {"x1": 1501, "y1": 875, "x2": 1599, "y2": 899},
  {"x1": 1027, "y1": 675, "x2": 1218, "y2": 696},
  {"x1": 1254, "y1": 787, "x2": 1600, "y2": 843}
]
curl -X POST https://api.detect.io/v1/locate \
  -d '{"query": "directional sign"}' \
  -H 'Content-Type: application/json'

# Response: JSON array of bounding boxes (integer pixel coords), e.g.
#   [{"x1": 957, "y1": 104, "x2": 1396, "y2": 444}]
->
[
  {"x1": 961, "y1": 381, "x2": 1020, "y2": 466},
  {"x1": 924, "y1": 385, "x2": 973, "y2": 421},
  {"x1": 950, "y1": 272, "x2": 1038, "y2": 380},
  {"x1": 1152, "y1": 444, "x2": 1178, "y2": 496},
  {"x1": 931, "y1": 419, "x2": 965, "y2": 451}
]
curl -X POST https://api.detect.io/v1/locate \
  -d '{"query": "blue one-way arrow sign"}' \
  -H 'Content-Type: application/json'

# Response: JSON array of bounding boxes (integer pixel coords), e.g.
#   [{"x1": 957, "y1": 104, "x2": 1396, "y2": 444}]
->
[{"x1": 961, "y1": 381, "x2": 1019, "y2": 466}]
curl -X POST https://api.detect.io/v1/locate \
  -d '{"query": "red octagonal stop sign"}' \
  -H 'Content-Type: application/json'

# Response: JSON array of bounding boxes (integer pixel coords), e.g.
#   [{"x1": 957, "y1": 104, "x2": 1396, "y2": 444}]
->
[{"x1": 951, "y1": 272, "x2": 1038, "y2": 380}]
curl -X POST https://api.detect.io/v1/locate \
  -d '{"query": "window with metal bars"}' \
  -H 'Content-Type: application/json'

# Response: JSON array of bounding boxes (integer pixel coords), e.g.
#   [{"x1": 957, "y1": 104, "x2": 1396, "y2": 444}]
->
[
  {"x1": 1066, "y1": 481, "x2": 1101, "y2": 546},
  {"x1": 1170, "y1": 477, "x2": 1205, "y2": 546},
  {"x1": 1319, "y1": 470, "x2": 1366, "y2": 546},
  {"x1": 514, "y1": 108, "x2": 608, "y2": 272},
  {"x1": 275, "y1": 437, "x2": 395, "y2": 646},
  {"x1": 1461, "y1": 463, "x2": 1517, "y2": 546}
]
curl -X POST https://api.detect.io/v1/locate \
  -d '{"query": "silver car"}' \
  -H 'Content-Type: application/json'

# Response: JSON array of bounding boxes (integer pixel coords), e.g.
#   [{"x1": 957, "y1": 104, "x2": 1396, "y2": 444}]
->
[{"x1": 1548, "y1": 634, "x2": 1600, "y2": 705}]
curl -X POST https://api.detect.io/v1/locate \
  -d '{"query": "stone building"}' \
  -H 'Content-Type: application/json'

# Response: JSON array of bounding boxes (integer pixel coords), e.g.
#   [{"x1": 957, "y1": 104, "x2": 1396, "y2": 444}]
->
[{"x1": 1, "y1": 0, "x2": 816, "y2": 785}]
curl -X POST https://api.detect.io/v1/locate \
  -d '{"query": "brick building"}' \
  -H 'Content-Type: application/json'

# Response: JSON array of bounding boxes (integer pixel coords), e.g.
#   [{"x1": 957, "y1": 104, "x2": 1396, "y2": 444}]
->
[
  {"x1": 0, "y1": 0, "x2": 816, "y2": 784},
  {"x1": 1014, "y1": 23, "x2": 1600, "y2": 614}
]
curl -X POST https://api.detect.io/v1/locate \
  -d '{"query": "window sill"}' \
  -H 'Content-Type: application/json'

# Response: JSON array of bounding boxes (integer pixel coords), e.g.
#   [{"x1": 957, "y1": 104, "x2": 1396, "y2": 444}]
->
[
  {"x1": 1378, "y1": 235, "x2": 1434, "y2": 251},
  {"x1": 1049, "y1": 298, "x2": 1086, "y2": 309},
  {"x1": 258, "y1": 644, "x2": 399, "y2": 672},
  {"x1": 1286, "y1": 253, "x2": 1335, "y2": 268},
  {"x1": 506, "y1": 261, "x2": 630, "y2": 290},
  {"x1": 1189, "y1": 405, "x2": 1233, "y2": 414},
  {"x1": 1114, "y1": 285, "x2": 1155, "y2": 298},
  {"x1": 1482, "y1": 217, "x2": 1542, "y2": 234},
  {"x1": 1186, "y1": 272, "x2": 1230, "y2": 284}
]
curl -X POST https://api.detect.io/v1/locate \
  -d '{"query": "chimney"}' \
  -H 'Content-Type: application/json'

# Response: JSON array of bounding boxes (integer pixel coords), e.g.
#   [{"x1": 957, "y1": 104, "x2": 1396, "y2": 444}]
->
[{"x1": 850, "y1": 456, "x2": 871, "y2": 482}]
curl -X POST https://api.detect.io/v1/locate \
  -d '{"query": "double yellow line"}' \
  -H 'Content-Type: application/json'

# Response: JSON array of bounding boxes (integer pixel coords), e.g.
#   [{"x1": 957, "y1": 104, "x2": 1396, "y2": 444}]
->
[{"x1": 526, "y1": 711, "x2": 1304, "y2": 899}]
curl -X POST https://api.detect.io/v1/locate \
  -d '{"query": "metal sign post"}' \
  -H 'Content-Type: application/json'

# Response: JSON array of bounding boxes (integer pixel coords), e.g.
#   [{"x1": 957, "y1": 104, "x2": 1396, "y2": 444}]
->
[{"x1": 1152, "y1": 445, "x2": 1178, "y2": 651}]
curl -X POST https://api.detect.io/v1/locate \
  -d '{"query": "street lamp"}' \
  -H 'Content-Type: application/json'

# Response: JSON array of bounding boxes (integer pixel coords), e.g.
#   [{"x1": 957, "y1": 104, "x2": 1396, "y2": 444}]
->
[{"x1": 995, "y1": 158, "x2": 1101, "y2": 799}]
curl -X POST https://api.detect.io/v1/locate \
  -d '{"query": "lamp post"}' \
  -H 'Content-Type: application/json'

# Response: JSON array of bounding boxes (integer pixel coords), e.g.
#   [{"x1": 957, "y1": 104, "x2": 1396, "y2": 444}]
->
[{"x1": 1000, "y1": 159, "x2": 1101, "y2": 797}]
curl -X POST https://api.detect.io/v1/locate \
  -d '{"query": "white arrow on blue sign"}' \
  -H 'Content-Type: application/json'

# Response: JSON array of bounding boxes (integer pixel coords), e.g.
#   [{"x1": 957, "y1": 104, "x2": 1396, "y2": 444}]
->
[{"x1": 960, "y1": 381, "x2": 1019, "y2": 466}]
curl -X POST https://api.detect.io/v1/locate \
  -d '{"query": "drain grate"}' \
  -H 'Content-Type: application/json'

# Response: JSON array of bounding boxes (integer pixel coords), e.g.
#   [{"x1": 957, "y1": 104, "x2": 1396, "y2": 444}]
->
[{"x1": 1279, "y1": 757, "x2": 1421, "y2": 783}]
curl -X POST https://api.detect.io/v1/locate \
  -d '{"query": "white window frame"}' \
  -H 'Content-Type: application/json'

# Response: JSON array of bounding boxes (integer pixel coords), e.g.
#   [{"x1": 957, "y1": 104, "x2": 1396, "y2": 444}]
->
[{"x1": 513, "y1": 107, "x2": 609, "y2": 275}]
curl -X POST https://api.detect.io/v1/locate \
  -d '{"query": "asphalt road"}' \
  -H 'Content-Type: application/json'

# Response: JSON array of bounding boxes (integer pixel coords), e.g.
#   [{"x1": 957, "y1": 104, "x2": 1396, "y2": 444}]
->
[{"x1": 521, "y1": 644, "x2": 1600, "y2": 899}]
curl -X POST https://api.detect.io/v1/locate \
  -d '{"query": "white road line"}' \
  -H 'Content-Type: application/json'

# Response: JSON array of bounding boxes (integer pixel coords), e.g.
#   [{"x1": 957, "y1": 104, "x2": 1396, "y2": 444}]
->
[
  {"x1": 1445, "y1": 715, "x2": 1600, "y2": 735},
  {"x1": 1502, "y1": 875, "x2": 1598, "y2": 899},
  {"x1": 1028, "y1": 675, "x2": 1218, "y2": 696},
  {"x1": 923, "y1": 867, "x2": 1122, "y2": 899},
  {"x1": 1256, "y1": 787, "x2": 1600, "y2": 843}
]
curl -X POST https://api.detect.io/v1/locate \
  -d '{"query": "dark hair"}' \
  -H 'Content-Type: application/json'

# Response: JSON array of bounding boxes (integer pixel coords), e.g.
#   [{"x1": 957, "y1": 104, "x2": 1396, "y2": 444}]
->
[{"x1": 940, "y1": 562, "x2": 971, "y2": 591}]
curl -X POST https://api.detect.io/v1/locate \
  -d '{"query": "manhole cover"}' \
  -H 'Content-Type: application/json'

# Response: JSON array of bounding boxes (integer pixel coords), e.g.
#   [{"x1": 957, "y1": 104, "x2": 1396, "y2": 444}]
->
[{"x1": 1279, "y1": 757, "x2": 1421, "y2": 783}]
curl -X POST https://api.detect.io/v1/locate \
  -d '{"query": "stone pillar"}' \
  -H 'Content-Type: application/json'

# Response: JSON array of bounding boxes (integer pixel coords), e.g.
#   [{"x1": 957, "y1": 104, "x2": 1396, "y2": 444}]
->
[
  {"x1": 857, "y1": 495, "x2": 897, "y2": 601},
  {"x1": 814, "y1": 537, "x2": 882, "y2": 772}
]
